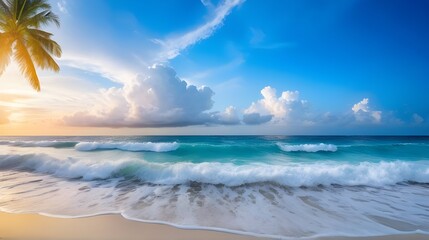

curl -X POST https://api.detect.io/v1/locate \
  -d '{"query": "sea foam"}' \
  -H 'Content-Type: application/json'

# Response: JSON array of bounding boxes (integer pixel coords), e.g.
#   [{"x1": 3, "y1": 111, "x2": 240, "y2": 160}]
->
[
  {"x1": 277, "y1": 143, "x2": 337, "y2": 152},
  {"x1": 1, "y1": 153, "x2": 428, "y2": 186},
  {"x1": 0, "y1": 140, "x2": 74, "y2": 148},
  {"x1": 0, "y1": 140, "x2": 180, "y2": 153},
  {"x1": 1, "y1": 136, "x2": 429, "y2": 238},
  {"x1": 74, "y1": 141, "x2": 179, "y2": 152}
]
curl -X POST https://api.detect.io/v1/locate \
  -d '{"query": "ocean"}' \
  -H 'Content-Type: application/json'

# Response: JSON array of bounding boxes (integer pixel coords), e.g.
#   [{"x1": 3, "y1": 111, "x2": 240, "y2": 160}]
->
[{"x1": 0, "y1": 136, "x2": 428, "y2": 238}]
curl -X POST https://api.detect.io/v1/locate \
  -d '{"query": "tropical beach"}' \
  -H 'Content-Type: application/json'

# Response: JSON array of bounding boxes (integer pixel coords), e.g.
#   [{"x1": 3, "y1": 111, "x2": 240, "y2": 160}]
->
[
  {"x1": 1, "y1": 0, "x2": 429, "y2": 239},
  {"x1": 1, "y1": 136, "x2": 429, "y2": 239}
]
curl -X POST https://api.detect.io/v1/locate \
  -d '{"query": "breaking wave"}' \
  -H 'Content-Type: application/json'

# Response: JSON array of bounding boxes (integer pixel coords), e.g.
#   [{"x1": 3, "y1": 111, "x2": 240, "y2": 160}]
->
[
  {"x1": 1, "y1": 153, "x2": 428, "y2": 187},
  {"x1": 74, "y1": 141, "x2": 179, "y2": 152},
  {"x1": 277, "y1": 143, "x2": 337, "y2": 152},
  {"x1": 0, "y1": 140, "x2": 179, "y2": 152}
]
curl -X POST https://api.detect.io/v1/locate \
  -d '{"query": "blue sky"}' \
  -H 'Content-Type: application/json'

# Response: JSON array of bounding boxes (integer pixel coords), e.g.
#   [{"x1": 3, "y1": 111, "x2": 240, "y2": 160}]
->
[{"x1": 0, "y1": 0, "x2": 428, "y2": 135}]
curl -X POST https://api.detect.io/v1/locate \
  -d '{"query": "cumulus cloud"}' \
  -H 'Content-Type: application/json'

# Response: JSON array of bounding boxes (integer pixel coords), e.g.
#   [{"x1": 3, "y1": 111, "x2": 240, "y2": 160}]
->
[
  {"x1": 64, "y1": 65, "x2": 239, "y2": 127},
  {"x1": 352, "y1": 98, "x2": 382, "y2": 123},
  {"x1": 243, "y1": 86, "x2": 308, "y2": 125},
  {"x1": 211, "y1": 106, "x2": 241, "y2": 125},
  {"x1": 62, "y1": 72, "x2": 424, "y2": 131},
  {"x1": 154, "y1": 0, "x2": 244, "y2": 61}
]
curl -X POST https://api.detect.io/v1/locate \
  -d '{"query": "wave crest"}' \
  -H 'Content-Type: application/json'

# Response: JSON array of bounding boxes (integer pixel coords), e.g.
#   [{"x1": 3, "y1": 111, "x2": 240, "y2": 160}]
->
[
  {"x1": 74, "y1": 141, "x2": 179, "y2": 152},
  {"x1": 277, "y1": 143, "x2": 337, "y2": 152},
  {"x1": 1, "y1": 153, "x2": 428, "y2": 186}
]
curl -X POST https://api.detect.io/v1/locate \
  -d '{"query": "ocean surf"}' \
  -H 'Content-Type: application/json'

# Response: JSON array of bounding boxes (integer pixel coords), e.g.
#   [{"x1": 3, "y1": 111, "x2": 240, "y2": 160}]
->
[{"x1": 0, "y1": 136, "x2": 428, "y2": 238}]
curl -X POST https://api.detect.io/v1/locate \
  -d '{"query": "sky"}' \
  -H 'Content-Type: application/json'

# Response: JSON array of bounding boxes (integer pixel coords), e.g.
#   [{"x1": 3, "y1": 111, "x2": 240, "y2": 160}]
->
[{"x1": 0, "y1": 0, "x2": 428, "y2": 135}]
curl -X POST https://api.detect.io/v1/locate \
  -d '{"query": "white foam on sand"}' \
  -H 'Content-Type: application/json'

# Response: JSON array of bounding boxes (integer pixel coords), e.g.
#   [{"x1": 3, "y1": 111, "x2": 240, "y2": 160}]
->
[{"x1": 1, "y1": 170, "x2": 429, "y2": 239}]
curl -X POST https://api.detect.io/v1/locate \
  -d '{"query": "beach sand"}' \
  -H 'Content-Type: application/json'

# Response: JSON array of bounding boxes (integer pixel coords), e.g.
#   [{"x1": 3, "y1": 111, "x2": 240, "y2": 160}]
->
[{"x1": 0, "y1": 211, "x2": 428, "y2": 240}]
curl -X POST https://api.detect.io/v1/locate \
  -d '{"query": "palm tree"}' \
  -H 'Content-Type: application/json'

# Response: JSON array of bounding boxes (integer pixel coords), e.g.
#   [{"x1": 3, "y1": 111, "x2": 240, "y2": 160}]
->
[{"x1": 0, "y1": 0, "x2": 61, "y2": 91}]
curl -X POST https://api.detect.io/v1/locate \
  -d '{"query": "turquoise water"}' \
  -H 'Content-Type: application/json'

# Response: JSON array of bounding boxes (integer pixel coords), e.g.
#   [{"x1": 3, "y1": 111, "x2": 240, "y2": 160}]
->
[{"x1": 0, "y1": 136, "x2": 428, "y2": 238}]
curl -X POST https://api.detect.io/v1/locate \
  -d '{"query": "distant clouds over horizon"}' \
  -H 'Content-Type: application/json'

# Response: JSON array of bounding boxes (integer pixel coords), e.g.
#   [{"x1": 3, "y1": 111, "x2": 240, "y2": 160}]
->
[{"x1": 0, "y1": 0, "x2": 428, "y2": 135}]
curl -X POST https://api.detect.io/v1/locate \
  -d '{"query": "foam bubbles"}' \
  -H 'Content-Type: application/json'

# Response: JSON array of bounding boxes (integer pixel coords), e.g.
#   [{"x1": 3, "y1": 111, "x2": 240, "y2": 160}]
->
[
  {"x1": 277, "y1": 143, "x2": 337, "y2": 152},
  {"x1": 1, "y1": 153, "x2": 428, "y2": 186},
  {"x1": 2, "y1": 170, "x2": 429, "y2": 238}
]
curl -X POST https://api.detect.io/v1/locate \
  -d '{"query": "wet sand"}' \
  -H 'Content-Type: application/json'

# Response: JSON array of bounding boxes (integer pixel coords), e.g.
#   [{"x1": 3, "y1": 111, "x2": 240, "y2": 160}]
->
[{"x1": 0, "y1": 212, "x2": 427, "y2": 240}]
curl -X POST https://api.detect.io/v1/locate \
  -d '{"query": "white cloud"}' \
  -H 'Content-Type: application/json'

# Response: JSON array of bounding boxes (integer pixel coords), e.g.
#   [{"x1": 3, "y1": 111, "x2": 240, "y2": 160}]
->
[
  {"x1": 243, "y1": 86, "x2": 308, "y2": 125},
  {"x1": 64, "y1": 65, "x2": 241, "y2": 127},
  {"x1": 154, "y1": 0, "x2": 244, "y2": 61},
  {"x1": 47, "y1": 0, "x2": 243, "y2": 88},
  {"x1": 211, "y1": 106, "x2": 241, "y2": 125},
  {"x1": 352, "y1": 98, "x2": 382, "y2": 123},
  {"x1": 58, "y1": 0, "x2": 246, "y2": 128},
  {"x1": 352, "y1": 98, "x2": 370, "y2": 113}
]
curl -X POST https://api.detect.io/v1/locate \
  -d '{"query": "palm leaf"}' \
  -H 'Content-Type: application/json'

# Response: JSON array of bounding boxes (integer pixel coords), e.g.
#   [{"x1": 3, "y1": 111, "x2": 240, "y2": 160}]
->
[
  {"x1": 0, "y1": 32, "x2": 13, "y2": 75},
  {"x1": 28, "y1": 34, "x2": 59, "y2": 71},
  {"x1": 14, "y1": 37, "x2": 40, "y2": 91},
  {"x1": 0, "y1": 0, "x2": 12, "y2": 18},
  {"x1": 27, "y1": 28, "x2": 61, "y2": 57},
  {"x1": 0, "y1": 0, "x2": 12, "y2": 28},
  {"x1": 20, "y1": 9, "x2": 59, "y2": 28},
  {"x1": 17, "y1": 0, "x2": 49, "y2": 21},
  {"x1": 0, "y1": 0, "x2": 61, "y2": 91}
]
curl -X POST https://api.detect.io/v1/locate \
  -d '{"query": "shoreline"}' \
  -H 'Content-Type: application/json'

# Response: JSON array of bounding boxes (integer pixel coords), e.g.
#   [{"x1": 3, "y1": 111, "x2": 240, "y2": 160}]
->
[
  {"x1": 0, "y1": 211, "x2": 262, "y2": 240},
  {"x1": 1, "y1": 212, "x2": 429, "y2": 240}
]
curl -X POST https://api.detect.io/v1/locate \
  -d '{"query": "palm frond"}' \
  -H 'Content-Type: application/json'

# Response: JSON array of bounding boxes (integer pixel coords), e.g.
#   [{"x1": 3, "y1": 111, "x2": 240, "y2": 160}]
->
[
  {"x1": 28, "y1": 35, "x2": 59, "y2": 71},
  {"x1": 0, "y1": 19, "x2": 7, "y2": 31},
  {"x1": 17, "y1": 0, "x2": 50, "y2": 21},
  {"x1": 0, "y1": 32, "x2": 14, "y2": 75},
  {"x1": 0, "y1": 0, "x2": 12, "y2": 18},
  {"x1": 20, "y1": 9, "x2": 59, "y2": 28},
  {"x1": 11, "y1": 0, "x2": 18, "y2": 20},
  {"x1": 27, "y1": 28, "x2": 61, "y2": 57},
  {"x1": 0, "y1": 0, "x2": 61, "y2": 91},
  {"x1": 14, "y1": 37, "x2": 40, "y2": 91}
]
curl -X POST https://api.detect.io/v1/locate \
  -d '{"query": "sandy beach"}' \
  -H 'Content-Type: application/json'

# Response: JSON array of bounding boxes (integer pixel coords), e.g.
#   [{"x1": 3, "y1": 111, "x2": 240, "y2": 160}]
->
[
  {"x1": 0, "y1": 211, "x2": 428, "y2": 240},
  {"x1": 0, "y1": 212, "x2": 261, "y2": 240}
]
